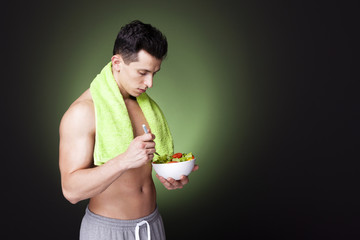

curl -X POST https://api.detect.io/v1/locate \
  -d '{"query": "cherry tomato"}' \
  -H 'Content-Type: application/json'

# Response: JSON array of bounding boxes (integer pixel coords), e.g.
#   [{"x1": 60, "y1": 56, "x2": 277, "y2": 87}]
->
[{"x1": 172, "y1": 153, "x2": 182, "y2": 159}]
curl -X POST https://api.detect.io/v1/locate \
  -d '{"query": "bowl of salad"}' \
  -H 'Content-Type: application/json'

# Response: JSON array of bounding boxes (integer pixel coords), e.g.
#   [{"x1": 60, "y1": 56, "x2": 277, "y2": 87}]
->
[{"x1": 152, "y1": 152, "x2": 196, "y2": 180}]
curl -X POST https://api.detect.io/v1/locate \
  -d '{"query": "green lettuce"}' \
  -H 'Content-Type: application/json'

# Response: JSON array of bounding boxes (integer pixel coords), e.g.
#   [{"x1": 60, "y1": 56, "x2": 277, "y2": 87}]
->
[{"x1": 153, "y1": 152, "x2": 194, "y2": 164}]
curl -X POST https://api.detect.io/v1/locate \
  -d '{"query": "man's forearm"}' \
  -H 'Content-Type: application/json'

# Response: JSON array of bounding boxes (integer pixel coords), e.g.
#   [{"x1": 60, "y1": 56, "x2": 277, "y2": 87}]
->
[{"x1": 61, "y1": 155, "x2": 128, "y2": 204}]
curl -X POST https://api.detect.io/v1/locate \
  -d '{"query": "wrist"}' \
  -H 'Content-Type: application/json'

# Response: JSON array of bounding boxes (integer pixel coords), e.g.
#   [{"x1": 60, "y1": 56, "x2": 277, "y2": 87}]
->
[{"x1": 114, "y1": 152, "x2": 130, "y2": 172}]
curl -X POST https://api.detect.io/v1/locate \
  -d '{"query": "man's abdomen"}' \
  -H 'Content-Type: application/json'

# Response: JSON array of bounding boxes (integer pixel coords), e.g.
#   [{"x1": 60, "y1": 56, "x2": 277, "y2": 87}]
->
[{"x1": 88, "y1": 163, "x2": 156, "y2": 220}]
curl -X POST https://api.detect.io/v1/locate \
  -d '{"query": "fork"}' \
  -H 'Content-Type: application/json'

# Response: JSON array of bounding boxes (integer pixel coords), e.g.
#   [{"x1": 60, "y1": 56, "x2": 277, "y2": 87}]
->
[{"x1": 142, "y1": 124, "x2": 160, "y2": 156}]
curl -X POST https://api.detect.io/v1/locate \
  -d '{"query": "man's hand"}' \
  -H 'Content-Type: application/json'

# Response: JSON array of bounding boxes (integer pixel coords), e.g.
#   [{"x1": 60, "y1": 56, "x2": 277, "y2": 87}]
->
[
  {"x1": 156, "y1": 165, "x2": 199, "y2": 190},
  {"x1": 122, "y1": 133, "x2": 156, "y2": 169}
]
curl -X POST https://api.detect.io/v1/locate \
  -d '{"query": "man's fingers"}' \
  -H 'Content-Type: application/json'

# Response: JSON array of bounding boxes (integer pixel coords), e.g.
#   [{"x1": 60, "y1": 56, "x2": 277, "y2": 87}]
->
[
  {"x1": 156, "y1": 175, "x2": 173, "y2": 189},
  {"x1": 140, "y1": 133, "x2": 155, "y2": 141},
  {"x1": 144, "y1": 141, "x2": 156, "y2": 149},
  {"x1": 157, "y1": 174, "x2": 192, "y2": 190},
  {"x1": 156, "y1": 174, "x2": 167, "y2": 184},
  {"x1": 179, "y1": 175, "x2": 189, "y2": 185},
  {"x1": 156, "y1": 165, "x2": 199, "y2": 190},
  {"x1": 192, "y1": 164, "x2": 199, "y2": 172},
  {"x1": 167, "y1": 177, "x2": 183, "y2": 189}
]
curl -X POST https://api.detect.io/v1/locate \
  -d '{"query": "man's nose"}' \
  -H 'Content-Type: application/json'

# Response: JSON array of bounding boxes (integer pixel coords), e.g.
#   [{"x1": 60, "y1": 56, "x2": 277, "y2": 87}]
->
[{"x1": 144, "y1": 76, "x2": 153, "y2": 88}]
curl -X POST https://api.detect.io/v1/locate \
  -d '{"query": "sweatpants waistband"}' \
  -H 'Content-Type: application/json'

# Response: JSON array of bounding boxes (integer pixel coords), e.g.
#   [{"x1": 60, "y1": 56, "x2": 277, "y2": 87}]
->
[{"x1": 84, "y1": 206, "x2": 161, "y2": 230}]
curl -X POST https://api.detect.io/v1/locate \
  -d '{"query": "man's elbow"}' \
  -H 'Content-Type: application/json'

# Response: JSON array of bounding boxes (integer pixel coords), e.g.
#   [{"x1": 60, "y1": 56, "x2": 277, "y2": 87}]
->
[{"x1": 62, "y1": 188, "x2": 81, "y2": 204}]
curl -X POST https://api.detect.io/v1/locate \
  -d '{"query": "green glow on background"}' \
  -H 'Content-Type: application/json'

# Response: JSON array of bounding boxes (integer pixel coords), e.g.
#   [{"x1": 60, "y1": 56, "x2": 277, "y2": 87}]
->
[
  {"x1": 34, "y1": 0, "x2": 250, "y2": 213},
  {"x1": 5, "y1": 0, "x2": 358, "y2": 238}
]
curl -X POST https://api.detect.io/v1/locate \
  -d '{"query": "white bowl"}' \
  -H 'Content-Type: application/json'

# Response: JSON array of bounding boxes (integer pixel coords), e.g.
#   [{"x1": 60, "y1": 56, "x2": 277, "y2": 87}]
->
[{"x1": 152, "y1": 158, "x2": 196, "y2": 180}]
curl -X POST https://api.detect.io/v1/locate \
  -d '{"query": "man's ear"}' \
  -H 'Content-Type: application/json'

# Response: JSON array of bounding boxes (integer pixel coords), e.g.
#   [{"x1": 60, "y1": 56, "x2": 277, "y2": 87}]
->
[{"x1": 111, "y1": 54, "x2": 123, "y2": 72}]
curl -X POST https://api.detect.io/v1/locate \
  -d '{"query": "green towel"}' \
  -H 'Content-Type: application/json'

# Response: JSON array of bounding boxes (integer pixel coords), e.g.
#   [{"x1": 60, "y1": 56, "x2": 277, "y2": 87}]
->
[{"x1": 90, "y1": 62, "x2": 174, "y2": 165}]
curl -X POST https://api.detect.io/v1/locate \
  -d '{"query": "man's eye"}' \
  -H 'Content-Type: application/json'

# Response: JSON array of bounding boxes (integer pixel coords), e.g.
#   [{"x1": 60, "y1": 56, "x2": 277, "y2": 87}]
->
[{"x1": 139, "y1": 72, "x2": 147, "y2": 76}]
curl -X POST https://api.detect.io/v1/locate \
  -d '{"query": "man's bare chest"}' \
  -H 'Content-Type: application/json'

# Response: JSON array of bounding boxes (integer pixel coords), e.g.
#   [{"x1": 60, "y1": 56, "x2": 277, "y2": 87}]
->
[{"x1": 124, "y1": 98, "x2": 149, "y2": 137}]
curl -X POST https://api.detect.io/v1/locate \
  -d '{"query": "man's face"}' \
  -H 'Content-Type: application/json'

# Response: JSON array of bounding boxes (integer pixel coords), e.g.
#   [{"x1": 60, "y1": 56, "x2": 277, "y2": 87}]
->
[{"x1": 116, "y1": 49, "x2": 162, "y2": 98}]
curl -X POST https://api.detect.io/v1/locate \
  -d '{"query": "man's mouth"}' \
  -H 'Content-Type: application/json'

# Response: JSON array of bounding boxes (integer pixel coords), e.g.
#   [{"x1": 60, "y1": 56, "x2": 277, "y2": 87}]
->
[{"x1": 138, "y1": 88, "x2": 146, "y2": 93}]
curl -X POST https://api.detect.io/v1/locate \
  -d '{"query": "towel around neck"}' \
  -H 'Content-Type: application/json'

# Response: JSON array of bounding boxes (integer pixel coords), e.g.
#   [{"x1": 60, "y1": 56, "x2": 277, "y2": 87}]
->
[{"x1": 90, "y1": 62, "x2": 174, "y2": 165}]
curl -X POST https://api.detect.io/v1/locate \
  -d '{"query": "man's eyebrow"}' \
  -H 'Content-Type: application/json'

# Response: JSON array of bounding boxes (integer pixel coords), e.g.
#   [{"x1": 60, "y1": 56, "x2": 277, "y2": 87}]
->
[{"x1": 138, "y1": 68, "x2": 161, "y2": 73}]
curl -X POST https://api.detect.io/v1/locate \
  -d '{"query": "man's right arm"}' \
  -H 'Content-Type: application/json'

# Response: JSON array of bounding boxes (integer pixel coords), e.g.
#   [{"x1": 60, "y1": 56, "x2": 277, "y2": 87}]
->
[{"x1": 59, "y1": 101, "x2": 155, "y2": 204}]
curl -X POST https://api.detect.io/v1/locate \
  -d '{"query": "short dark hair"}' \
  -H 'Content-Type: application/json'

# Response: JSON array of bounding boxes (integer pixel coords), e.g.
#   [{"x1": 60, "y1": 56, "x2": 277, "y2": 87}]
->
[{"x1": 113, "y1": 20, "x2": 168, "y2": 64}]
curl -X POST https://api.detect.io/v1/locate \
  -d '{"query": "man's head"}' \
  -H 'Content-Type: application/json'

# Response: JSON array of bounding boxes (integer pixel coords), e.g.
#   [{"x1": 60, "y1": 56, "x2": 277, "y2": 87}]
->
[
  {"x1": 113, "y1": 20, "x2": 168, "y2": 64},
  {"x1": 111, "y1": 21, "x2": 167, "y2": 98}
]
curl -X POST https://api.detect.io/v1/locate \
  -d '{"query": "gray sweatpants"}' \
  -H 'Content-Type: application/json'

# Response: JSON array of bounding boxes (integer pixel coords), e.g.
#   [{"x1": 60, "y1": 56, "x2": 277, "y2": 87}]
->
[{"x1": 79, "y1": 206, "x2": 166, "y2": 240}]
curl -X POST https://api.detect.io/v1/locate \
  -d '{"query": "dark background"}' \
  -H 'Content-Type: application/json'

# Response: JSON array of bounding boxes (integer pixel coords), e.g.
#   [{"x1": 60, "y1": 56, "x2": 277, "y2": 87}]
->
[{"x1": 3, "y1": 0, "x2": 359, "y2": 239}]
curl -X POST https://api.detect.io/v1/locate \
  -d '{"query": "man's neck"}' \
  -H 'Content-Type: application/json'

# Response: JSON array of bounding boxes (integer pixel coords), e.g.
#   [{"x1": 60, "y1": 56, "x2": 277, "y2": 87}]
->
[{"x1": 112, "y1": 67, "x2": 132, "y2": 100}]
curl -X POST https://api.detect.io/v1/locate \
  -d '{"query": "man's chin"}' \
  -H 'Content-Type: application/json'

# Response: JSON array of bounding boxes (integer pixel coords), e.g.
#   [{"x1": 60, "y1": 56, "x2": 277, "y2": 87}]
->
[{"x1": 131, "y1": 92, "x2": 143, "y2": 98}]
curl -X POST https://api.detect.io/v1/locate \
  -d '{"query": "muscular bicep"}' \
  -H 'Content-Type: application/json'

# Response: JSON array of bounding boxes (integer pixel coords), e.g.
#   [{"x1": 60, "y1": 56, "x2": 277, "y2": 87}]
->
[{"x1": 59, "y1": 101, "x2": 95, "y2": 176}]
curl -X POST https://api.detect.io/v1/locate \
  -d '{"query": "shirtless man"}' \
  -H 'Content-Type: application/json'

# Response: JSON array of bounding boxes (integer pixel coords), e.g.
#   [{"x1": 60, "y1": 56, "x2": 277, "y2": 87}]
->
[{"x1": 59, "y1": 21, "x2": 198, "y2": 239}]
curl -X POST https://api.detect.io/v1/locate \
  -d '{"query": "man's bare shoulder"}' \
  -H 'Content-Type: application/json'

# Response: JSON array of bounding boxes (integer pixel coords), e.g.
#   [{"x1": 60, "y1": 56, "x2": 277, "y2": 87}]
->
[{"x1": 60, "y1": 89, "x2": 95, "y2": 135}]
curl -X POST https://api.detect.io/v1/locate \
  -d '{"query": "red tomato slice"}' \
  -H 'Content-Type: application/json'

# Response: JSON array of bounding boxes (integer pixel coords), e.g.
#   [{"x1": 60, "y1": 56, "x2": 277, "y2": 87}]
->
[
  {"x1": 172, "y1": 153, "x2": 182, "y2": 158},
  {"x1": 168, "y1": 161, "x2": 178, "y2": 163}
]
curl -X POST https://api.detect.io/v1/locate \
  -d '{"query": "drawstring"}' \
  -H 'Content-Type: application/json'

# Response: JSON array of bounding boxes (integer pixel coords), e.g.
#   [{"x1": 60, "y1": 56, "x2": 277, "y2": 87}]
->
[{"x1": 135, "y1": 220, "x2": 151, "y2": 240}]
